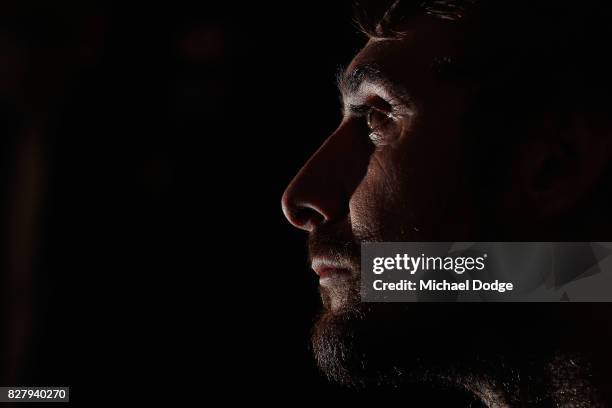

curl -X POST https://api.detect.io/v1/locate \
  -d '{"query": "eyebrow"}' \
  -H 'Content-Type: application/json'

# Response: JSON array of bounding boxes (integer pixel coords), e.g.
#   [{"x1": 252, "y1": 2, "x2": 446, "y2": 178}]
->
[{"x1": 336, "y1": 62, "x2": 413, "y2": 104}]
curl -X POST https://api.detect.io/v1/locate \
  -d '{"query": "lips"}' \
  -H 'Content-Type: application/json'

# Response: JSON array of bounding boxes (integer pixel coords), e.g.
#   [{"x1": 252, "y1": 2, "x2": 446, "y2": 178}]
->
[{"x1": 311, "y1": 259, "x2": 352, "y2": 285}]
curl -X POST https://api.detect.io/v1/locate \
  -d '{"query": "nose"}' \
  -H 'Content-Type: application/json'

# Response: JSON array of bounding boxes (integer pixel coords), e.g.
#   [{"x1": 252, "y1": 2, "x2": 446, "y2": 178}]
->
[{"x1": 281, "y1": 121, "x2": 372, "y2": 231}]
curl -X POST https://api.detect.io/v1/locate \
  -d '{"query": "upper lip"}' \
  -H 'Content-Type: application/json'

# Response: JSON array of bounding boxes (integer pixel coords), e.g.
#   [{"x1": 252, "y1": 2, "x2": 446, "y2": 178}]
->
[{"x1": 311, "y1": 257, "x2": 353, "y2": 278}]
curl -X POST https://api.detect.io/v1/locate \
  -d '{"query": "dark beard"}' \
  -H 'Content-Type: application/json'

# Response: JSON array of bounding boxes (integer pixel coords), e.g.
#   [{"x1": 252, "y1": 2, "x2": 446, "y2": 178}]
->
[
  {"x1": 307, "y1": 221, "x2": 499, "y2": 390},
  {"x1": 310, "y1": 301, "x2": 495, "y2": 390},
  {"x1": 306, "y1": 222, "x2": 611, "y2": 405},
  {"x1": 307, "y1": 221, "x2": 492, "y2": 390},
  {"x1": 311, "y1": 299, "x2": 611, "y2": 406}
]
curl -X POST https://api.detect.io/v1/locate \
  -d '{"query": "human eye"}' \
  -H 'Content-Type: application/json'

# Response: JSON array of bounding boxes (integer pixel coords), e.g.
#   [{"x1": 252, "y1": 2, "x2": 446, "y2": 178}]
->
[
  {"x1": 366, "y1": 107, "x2": 400, "y2": 147},
  {"x1": 348, "y1": 103, "x2": 404, "y2": 148}
]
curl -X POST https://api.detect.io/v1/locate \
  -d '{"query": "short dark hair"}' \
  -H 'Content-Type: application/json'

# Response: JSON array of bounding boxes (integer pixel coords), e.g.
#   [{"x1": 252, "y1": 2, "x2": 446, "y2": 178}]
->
[
  {"x1": 354, "y1": 0, "x2": 612, "y2": 232},
  {"x1": 354, "y1": 0, "x2": 612, "y2": 119},
  {"x1": 354, "y1": 0, "x2": 477, "y2": 39}
]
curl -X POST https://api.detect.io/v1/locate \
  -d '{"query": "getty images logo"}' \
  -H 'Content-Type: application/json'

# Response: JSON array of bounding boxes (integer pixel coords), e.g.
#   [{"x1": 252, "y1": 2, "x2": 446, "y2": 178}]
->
[{"x1": 372, "y1": 253, "x2": 488, "y2": 275}]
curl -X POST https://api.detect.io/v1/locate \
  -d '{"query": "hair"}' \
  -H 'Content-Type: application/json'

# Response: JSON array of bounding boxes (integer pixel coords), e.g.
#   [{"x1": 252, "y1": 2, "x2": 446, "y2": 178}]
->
[
  {"x1": 353, "y1": 0, "x2": 612, "y2": 237},
  {"x1": 354, "y1": 0, "x2": 477, "y2": 38},
  {"x1": 353, "y1": 0, "x2": 612, "y2": 117}
]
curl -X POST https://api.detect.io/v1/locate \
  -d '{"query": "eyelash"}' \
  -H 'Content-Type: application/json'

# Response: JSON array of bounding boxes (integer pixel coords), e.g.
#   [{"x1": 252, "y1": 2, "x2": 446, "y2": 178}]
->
[
  {"x1": 347, "y1": 104, "x2": 372, "y2": 117},
  {"x1": 347, "y1": 103, "x2": 399, "y2": 147}
]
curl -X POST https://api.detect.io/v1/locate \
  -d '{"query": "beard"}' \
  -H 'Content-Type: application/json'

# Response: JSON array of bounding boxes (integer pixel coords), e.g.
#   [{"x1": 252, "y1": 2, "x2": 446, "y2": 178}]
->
[
  {"x1": 307, "y1": 221, "x2": 610, "y2": 406},
  {"x1": 308, "y1": 221, "x2": 485, "y2": 389}
]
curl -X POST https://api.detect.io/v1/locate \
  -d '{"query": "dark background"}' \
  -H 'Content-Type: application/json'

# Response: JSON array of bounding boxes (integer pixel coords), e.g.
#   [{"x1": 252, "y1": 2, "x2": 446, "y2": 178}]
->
[{"x1": 0, "y1": 2, "x2": 481, "y2": 405}]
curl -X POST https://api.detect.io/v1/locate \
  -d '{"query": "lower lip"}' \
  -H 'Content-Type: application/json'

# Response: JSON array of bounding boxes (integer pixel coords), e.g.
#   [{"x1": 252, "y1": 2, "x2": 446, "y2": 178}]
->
[{"x1": 318, "y1": 268, "x2": 351, "y2": 286}]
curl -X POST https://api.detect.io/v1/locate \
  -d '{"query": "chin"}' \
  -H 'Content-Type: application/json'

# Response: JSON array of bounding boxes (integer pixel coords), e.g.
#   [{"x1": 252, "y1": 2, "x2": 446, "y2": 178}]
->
[
  {"x1": 309, "y1": 300, "x2": 564, "y2": 395},
  {"x1": 311, "y1": 301, "x2": 432, "y2": 388}
]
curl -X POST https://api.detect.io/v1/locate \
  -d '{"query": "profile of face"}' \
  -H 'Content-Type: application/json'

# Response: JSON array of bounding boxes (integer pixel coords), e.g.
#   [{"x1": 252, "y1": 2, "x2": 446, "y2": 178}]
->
[
  {"x1": 283, "y1": 17, "x2": 478, "y2": 309},
  {"x1": 282, "y1": 9, "x2": 612, "y2": 406}
]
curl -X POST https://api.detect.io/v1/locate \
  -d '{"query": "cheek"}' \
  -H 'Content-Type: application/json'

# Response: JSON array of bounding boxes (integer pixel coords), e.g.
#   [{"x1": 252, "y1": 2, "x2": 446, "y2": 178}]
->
[
  {"x1": 349, "y1": 150, "x2": 420, "y2": 241},
  {"x1": 348, "y1": 133, "x2": 471, "y2": 241}
]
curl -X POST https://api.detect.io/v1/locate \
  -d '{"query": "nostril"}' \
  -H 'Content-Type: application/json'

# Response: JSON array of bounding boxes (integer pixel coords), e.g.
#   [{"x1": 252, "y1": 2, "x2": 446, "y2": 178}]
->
[
  {"x1": 292, "y1": 206, "x2": 325, "y2": 230},
  {"x1": 282, "y1": 191, "x2": 326, "y2": 231}
]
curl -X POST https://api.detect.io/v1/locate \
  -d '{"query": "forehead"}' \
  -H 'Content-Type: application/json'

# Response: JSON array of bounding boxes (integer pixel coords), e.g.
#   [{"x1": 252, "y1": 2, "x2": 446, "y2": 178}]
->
[{"x1": 346, "y1": 16, "x2": 466, "y2": 91}]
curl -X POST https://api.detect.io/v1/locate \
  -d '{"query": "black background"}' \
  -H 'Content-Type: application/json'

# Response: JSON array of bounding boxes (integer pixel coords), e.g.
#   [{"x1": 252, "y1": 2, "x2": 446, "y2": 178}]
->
[{"x1": 0, "y1": 2, "x2": 481, "y2": 405}]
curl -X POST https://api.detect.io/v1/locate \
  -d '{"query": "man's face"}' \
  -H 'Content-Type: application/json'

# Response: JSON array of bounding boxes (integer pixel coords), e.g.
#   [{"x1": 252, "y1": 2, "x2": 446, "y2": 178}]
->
[
  {"x1": 280, "y1": 17, "x2": 499, "y2": 386},
  {"x1": 281, "y1": 10, "x2": 612, "y2": 403},
  {"x1": 282, "y1": 17, "x2": 476, "y2": 313}
]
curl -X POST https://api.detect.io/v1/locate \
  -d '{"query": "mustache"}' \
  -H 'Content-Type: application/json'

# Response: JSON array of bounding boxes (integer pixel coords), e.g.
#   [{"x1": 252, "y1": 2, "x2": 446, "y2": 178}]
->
[{"x1": 307, "y1": 222, "x2": 361, "y2": 270}]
